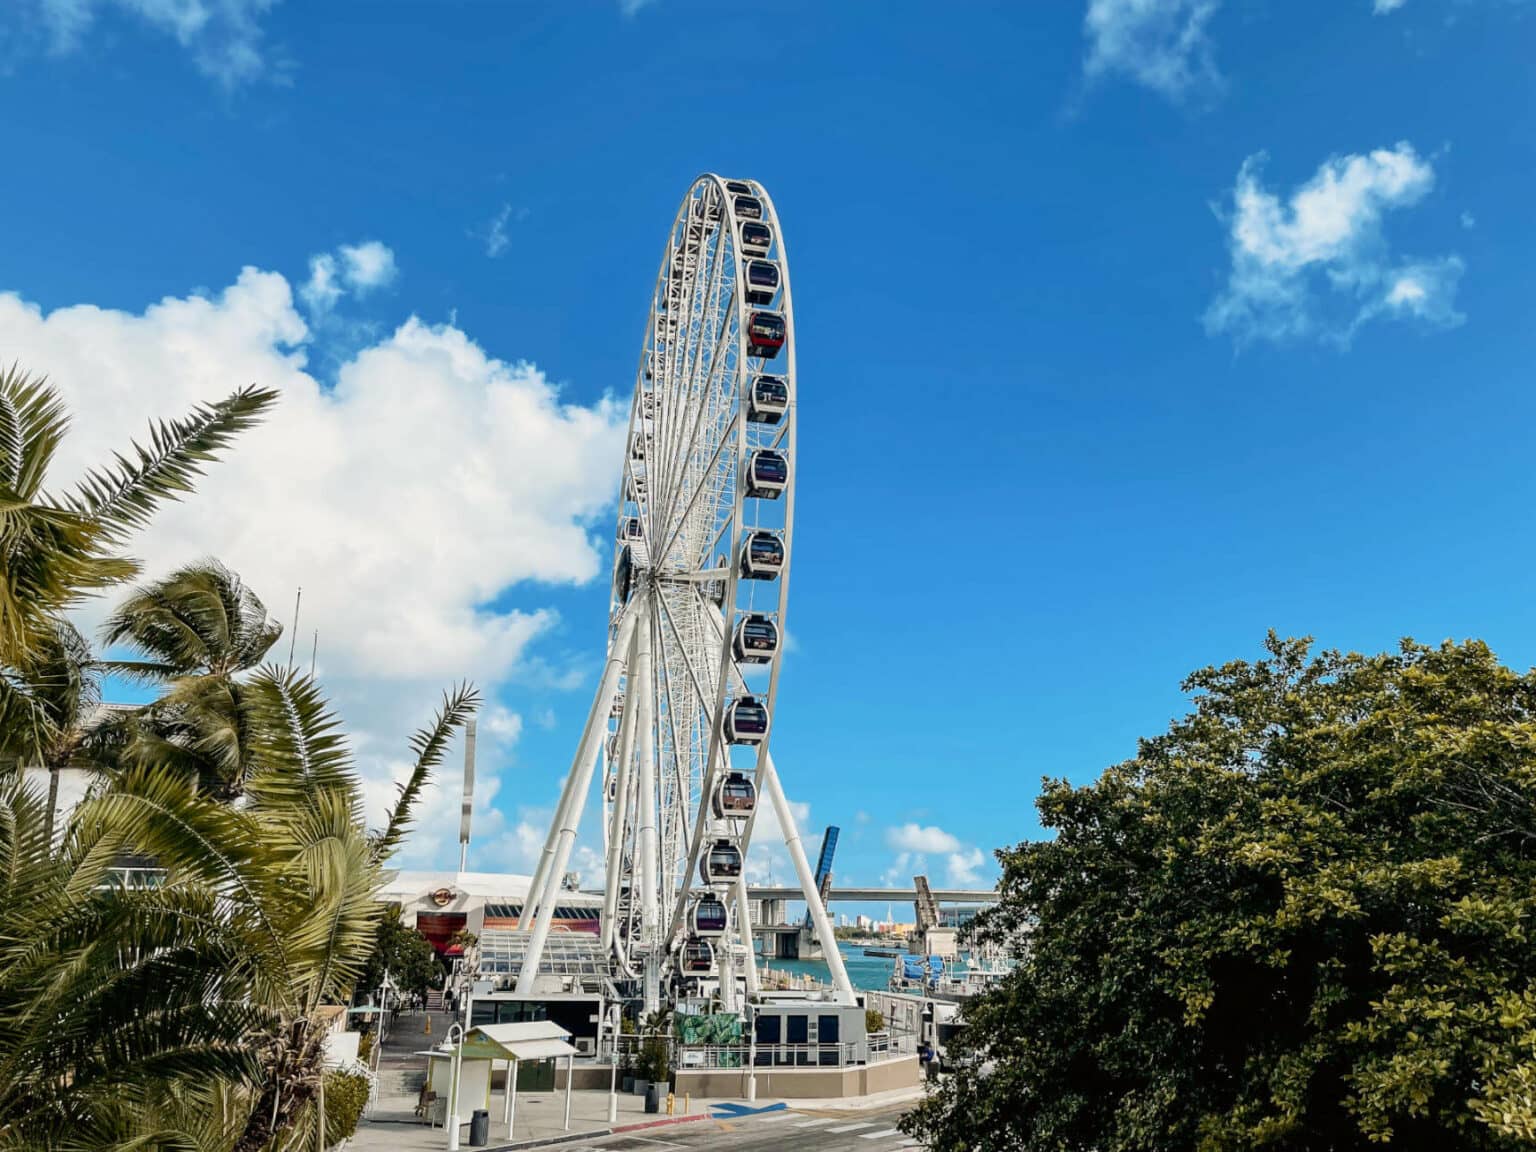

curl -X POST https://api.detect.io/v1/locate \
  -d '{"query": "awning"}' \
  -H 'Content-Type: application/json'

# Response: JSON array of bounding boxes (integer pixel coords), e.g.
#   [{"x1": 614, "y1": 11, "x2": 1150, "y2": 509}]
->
[{"x1": 464, "y1": 1021, "x2": 579, "y2": 1062}]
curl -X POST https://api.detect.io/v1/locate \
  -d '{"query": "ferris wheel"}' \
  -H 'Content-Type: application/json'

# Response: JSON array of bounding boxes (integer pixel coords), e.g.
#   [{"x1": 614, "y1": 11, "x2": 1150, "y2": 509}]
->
[{"x1": 515, "y1": 175, "x2": 854, "y2": 1011}]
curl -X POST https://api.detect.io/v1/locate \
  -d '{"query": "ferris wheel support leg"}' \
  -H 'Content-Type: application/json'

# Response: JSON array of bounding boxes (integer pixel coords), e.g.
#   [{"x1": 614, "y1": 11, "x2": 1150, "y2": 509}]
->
[
  {"x1": 733, "y1": 873, "x2": 760, "y2": 999},
  {"x1": 762, "y1": 752, "x2": 856, "y2": 1005},
  {"x1": 515, "y1": 601, "x2": 642, "y2": 996},
  {"x1": 633, "y1": 606, "x2": 663, "y2": 1015},
  {"x1": 600, "y1": 634, "x2": 641, "y2": 954}
]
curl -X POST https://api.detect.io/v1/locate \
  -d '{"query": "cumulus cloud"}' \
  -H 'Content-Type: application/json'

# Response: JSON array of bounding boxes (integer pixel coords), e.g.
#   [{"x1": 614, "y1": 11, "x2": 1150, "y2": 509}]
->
[
  {"x1": 1205, "y1": 142, "x2": 1465, "y2": 345},
  {"x1": 0, "y1": 256, "x2": 627, "y2": 868},
  {"x1": 300, "y1": 241, "x2": 397, "y2": 314},
  {"x1": 20, "y1": 0, "x2": 281, "y2": 85},
  {"x1": 1083, "y1": 0, "x2": 1222, "y2": 100},
  {"x1": 886, "y1": 823, "x2": 963, "y2": 855},
  {"x1": 882, "y1": 823, "x2": 994, "y2": 888}
]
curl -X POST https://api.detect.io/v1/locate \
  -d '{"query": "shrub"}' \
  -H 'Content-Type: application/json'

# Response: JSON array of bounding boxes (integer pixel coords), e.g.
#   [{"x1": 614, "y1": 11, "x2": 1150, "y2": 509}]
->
[
  {"x1": 865, "y1": 1008, "x2": 885, "y2": 1035},
  {"x1": 324, "y1": 1062, "x2": 373, "y2": 1144}
]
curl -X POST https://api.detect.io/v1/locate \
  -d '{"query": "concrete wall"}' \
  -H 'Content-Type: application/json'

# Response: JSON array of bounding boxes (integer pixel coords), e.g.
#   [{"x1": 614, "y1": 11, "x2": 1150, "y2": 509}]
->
[{"x1": 674, "y1": 1054, "x2": 918, "y2": 1100}]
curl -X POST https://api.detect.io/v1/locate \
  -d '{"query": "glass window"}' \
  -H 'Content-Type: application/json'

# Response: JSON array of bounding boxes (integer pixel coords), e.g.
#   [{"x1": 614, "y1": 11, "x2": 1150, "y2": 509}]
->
[
  {"x1": 755, "y1": 1015, "x2": 781, "y2": 1044},
  {"x1": 787, "y1": 1015, "x2": 809, "y2": 1044},
  {"x1": 819, "y1": 1015, "x2": 840, "y2": 1043}
]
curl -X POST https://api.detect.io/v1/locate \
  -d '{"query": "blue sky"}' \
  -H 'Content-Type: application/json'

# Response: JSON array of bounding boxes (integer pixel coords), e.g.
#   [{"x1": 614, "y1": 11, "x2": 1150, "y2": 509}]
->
[{"x1": 3, "y1": 0, "x2": 1534, "y2": 908}]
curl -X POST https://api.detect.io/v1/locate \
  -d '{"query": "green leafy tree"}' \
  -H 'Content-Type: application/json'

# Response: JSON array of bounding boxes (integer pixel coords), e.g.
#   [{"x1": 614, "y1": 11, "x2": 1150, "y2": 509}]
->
[
  {"x1": 358, "y1": 906, "x2": 441, "y2": 1003},
  {"x1": 906, "y1": 635, "x2": 1536, "y2": 1152}
]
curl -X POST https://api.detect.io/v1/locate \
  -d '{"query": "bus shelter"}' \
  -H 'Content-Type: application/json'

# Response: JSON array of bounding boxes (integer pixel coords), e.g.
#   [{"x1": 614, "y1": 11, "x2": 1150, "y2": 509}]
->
[{"x1": 440, "y1": 1021, "x2": 577, "y2": 1139}]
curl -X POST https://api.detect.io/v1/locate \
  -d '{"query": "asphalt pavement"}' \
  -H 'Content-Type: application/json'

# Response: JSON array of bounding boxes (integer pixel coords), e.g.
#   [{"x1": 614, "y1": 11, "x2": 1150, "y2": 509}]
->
[{"x1": 576, "y1": 1104, "x2": 920, "y2": 1152}]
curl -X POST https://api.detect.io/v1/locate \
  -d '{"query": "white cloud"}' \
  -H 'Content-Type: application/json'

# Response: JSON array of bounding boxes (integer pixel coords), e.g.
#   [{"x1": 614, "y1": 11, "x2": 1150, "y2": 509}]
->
[
  {"x1": 945, "y1": 847, "x2": 988, "y2": 886},
  {"x1": 882, "y1": 824, "x2": 994, "y2": 888},
  {"x1": 618, "y1": 0, "x2": 655, "y2": 16},
  {"x1": 0, "y1": 255, "x2": 627, "y2": 868},
  {"x1": 1205, "y1": 142, "x2": 1465, "y2": 344},
  {"x1": 1373, "y1": 0, "x2": 1408, "y2": 11},
  {"x1": 484, "y1": 205, "x2": 513, "y2": 259},
  {"x1": 338, "y1": 241, "x2": 397, "y2": 292},
  {"x1": 301, "y1": 241, "x2": 396, "y2": 314},
  {"x1": 886, "y1": 823, "x2": 963, "y2": 855},
  {"x1": 1461, "y1": 211, "x2": 1476, "y2": 230},
  {"x1": 1083, "y1": 0, "x2": 1222, "y2": 100},
  {"x1": 28, "y1": 0, "x2": 281, "y2": 85}
]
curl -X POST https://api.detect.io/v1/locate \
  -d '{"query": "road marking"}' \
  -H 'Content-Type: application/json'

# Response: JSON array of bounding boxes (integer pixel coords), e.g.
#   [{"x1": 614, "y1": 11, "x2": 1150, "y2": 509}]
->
[
  {"x1": 754, "y1": 1112, "x2": 794, "y2": 1122},
  {"x1": 827, "y1": 1122, "x2": 876, "y2": 1132},
  {"x1": 859, "y1": 1129, "x2": 904, "y2": 1140},
  {"x1": 794, "y1": 1117, "x2": 834, "y2": 1127}
]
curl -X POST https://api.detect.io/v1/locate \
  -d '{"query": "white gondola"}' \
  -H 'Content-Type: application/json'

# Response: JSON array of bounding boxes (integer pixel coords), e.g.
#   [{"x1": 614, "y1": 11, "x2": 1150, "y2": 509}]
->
[
  {"x1": 723, "y1": 695, "x2": 768, "y2": 745},
  {"x1": 733, "y1": 195, "x2": 763, "y2": 221},
  {"x1": 680, "y1": 937, "x2": 715, "y2": 974},
  {"x1": 711, "y1": 771, "x2": 757, "y2": 818},
  {"x1": 690, "y1": 894, "x2": 728, "y2": 937},
  {"x1": 732, "y1": 613, "x2": 779, "y2": 664},
  {"x1": 631, "y1": 433, "x2": 647, "y2": 460},
  {"x1": 745, "y1": 311, "x2": 786, "y2": 358},
  {"x1": 743, "y1": 259, "x2": 780, "y2": 306},
  {"x1": 744, "y1": 449, "x2": 788, "y2": 498},
  {"x1": 739, "y1": 530, "x2": 785, "y2": 580},
  {"x1": 618, "y1": 516, "x2": 642, "y2": 542},
  {"x1": 724, "y1": 179, "x2": 754, "y2": 196},
  {"x1": 748, "y1": 375, "x2": 788, "y2": 424},
  {"x1": 739, "y1": 220, "x2": 772, "y2": 259},
  {"x1": 700, "y1": 838, "x2": 743, "y2": 885}
]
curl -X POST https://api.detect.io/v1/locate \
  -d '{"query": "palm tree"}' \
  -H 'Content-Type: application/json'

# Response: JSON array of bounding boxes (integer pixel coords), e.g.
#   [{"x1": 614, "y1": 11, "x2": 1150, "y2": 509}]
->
[
  {"x1": 0, "y1": 673, "x2": 480, "y2": 1150},
  {"x1": 101, "y1": 561, "x2": 286, "y2": 800},
  {"x1": 104, "y1": 560, "x2": 284, "y2": 680},
  {"x1": 0, "y1": 364, "x2": 276, "y2": 771}
]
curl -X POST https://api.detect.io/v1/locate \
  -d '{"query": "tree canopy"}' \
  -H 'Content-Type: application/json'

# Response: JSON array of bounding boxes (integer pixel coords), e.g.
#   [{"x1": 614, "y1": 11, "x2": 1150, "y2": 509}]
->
[{"x1": 906, "y1": 634, "x2": 1536, "y2": 1152}]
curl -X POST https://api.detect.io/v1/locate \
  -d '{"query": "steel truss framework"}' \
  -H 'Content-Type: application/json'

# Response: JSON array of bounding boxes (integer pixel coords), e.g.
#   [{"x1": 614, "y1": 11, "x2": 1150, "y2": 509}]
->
[{"x1": 516, "y1": 175, "x2": 854, "y2": 1012}]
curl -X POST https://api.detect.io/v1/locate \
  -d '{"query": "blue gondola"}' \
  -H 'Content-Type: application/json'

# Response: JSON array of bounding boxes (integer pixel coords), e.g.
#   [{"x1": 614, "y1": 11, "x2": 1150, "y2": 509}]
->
[
  {"x1": 739, "y1": 220, "x2": 772, "y2": 259},
  {"x1": 733, "y1": 613, "x2": 779, "y2": 664},
  {"x1": 744, "y1": 449, "x2": 788, "y2": 497},
  {"x1": 690, "y1": 894, "x2": 728, "y2": 937},
  {"x1": 723, "y1": 695, "x2": 768, "y2": 745},
  {"x1": 743, "y1": 259, "x2": 780, "y2": 306}
]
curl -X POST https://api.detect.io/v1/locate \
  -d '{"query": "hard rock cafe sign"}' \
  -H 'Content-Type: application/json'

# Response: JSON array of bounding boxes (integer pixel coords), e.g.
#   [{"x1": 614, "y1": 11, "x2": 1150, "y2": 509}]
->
[{"x1": 429, "y1": 887, "x2": 455, "y2": 908}]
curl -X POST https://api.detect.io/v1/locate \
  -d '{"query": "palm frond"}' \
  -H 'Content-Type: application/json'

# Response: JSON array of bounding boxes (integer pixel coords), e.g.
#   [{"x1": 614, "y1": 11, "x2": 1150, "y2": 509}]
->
[
  {"x1": 371, "y1": 681, "x2": 480, "y2": 862},
  {"x1": 102, "y1": 559, "x2": 283, "y2": 677},
  {"x1": 0, "y1": 363, "x2": 71, "y2": 499},
  {"x1": 67, "y1": 385, "x2": 277, "y2": 546}
]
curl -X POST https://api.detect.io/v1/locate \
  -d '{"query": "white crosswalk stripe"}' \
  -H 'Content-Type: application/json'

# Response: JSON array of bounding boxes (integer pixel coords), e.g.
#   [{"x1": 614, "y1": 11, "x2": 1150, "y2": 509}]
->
[
  {"x1": 827, "y1": 1122, "x2": 876, "y2": 1133},
  {"x1": 859, "y1": 1128, "x2": 904, "y2": 1140},
  {"x1": 794, "y1": 1116, "x2": 834, "y2": 1127}
]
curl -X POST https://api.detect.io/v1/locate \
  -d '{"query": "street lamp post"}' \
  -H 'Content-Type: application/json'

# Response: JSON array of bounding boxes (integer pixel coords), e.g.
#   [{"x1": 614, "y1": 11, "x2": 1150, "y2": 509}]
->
[{"x1": 444, "y1": 1022, "x2": 465, "y2": 1152}]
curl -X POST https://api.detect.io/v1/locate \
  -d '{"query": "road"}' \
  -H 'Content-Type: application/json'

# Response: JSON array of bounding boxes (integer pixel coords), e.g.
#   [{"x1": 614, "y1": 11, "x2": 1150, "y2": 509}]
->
[{"x1": 570, "y1": 1104, "x2": 921, "y2": 1152}]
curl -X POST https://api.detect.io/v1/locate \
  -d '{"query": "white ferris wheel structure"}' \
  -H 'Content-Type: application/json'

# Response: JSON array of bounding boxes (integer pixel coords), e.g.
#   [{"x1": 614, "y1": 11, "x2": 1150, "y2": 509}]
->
[{"x1": 514, "y1": 175, "x2": 855, "y2": 1013}]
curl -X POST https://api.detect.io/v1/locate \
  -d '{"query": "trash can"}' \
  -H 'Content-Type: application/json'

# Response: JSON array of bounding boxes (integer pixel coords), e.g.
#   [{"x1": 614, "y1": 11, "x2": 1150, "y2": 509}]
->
[{"x1": 468, "y1": 1109, "x2": 490, "y2": 1146}]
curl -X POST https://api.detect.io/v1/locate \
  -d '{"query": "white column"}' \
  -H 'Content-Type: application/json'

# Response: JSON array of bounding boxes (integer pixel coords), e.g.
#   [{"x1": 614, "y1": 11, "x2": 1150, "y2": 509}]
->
[
  {"x1": 564, "y1": 1054, "x2": 574, "y2": 1130},
  {"x1": 734, "y1": 873, "x2": 760, "y2": 998},
  {"x1": 517, "y1": 602, "x2": 642, "y2": 994},
  {"x1": 763, "y1": 752, "x2": 855, "y2": 1004},
  {"x1": 633, "y1": 610, "x2": 661, "y2": 1009},
  {"x1": 506, "y1": 1058, "x2": 518, "y2": 1139},
  {"x1": 601, "y1": 638, "x2": 640, "y2": 952}
]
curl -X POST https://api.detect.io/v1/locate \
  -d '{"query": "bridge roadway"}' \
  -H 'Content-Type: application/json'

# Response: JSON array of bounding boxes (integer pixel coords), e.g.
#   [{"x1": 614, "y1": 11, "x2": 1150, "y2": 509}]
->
[{"x1": 744, "y1": 886, "x2": 998, "y2": 904}]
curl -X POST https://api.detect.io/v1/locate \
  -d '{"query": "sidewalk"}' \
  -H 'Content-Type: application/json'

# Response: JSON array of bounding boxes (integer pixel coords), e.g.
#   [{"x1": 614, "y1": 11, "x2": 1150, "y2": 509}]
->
[{"x1": 353, "y1": 1086, "x2": 731, "y2": 1151}]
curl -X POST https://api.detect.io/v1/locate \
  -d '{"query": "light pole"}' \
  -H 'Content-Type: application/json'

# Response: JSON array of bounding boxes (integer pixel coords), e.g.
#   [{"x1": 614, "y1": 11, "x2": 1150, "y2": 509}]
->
[{"x1": 445, "y1": 1021, "x2": 465, "y2": 1151}]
